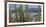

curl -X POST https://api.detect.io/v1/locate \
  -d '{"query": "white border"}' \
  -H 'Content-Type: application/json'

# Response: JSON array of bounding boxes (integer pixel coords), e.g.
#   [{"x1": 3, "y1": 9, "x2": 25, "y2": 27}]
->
[{"x1": 7, "y1": 2, "x2": 43, "y2": 25}]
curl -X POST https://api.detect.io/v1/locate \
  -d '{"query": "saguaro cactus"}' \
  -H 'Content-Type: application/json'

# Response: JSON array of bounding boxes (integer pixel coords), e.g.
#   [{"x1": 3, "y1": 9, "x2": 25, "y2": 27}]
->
[
  {"x1": 15, "y1": 5, "x2": 19, "y2": 22},
  {"x1": 19, "y1": 5, "x2": 23, "y2": 22},
  {"x1": 24, "y1": 5, "x2": 28, "y2": 22}
]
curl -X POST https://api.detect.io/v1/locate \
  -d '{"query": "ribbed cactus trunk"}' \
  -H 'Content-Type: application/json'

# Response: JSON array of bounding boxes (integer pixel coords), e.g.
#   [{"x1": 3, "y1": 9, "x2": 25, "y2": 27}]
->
[
  {"x1": 22, "y1": 5, "x2": 24, "y2": 22},
  {"x1": 25, "y1": 5, "x2": 28, "y2": 21},
  {"x1": 22, "y1": 12, "x2": 24, "y2": 22},
  {"x1": 15, "y1": 5, "x2": 18, "y2": 22},
  {"x1": 26, "y1": 5, "x2": 28, "y2": 17},
  {"x1": 19, "y1": 5, "x2": 23, "y2": 22}
]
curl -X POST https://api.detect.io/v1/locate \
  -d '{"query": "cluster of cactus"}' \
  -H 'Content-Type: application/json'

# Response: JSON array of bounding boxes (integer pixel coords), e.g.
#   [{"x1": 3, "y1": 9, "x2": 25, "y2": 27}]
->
[
  {"x1": 14, "y1": 5, "x2": 32, "y2": 22},
  {"x1": 9, "y1": 5, "x2": 41, "y2": 22}
]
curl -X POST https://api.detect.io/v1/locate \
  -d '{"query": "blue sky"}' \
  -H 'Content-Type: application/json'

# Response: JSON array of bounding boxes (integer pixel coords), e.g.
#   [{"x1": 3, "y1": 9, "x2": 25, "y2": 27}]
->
[
  {"x1": 9, "y1": 4, "x2": 15, "y2": 10},
  {"x1": 9, "y1": 4, "x2": 40, "y2": 10}
]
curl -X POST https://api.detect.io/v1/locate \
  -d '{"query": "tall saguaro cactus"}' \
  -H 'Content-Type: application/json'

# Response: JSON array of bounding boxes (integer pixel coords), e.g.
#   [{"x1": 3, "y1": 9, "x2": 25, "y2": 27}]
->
[
  {"x1": 24, "y1": 5, "x2": 28, "y2": 21},
  {"x1": 19, "y1": 5, "x2": 23, "y2": 22},
  {"x1": 15, "y1": 5, "x2": 19, "y2": 22},
  {"x1": 25, "y1": 5, "x2": 28, "y2": 17}
]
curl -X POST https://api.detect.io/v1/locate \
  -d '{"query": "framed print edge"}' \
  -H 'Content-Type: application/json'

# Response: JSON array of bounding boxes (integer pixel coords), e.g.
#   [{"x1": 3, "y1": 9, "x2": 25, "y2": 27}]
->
[
  {"x1": 5, "y1": 1, "x2": 44, "y2": 26},
  {"x1": 5, "y1": 1, "x2": 7, "y2": 27}
]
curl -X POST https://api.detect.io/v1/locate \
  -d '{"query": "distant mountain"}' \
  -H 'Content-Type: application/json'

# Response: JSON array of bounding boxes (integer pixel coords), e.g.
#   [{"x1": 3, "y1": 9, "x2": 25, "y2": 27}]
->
[{"x1": 28, "y1": 8, "x2": 41, "y2": 13}]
